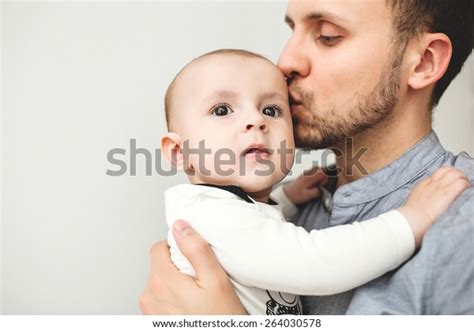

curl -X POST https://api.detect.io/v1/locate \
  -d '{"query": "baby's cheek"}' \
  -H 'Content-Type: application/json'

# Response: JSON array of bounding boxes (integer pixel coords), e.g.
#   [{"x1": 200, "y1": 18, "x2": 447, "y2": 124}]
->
[
  {"x1": 212, "y1": 154, "x2": 240, "y2": 177},
  {"x1": 276, "y1": 155, "x2": 294, "y2": 179},
  {"x1": 277, "y1": 137, "x2": 295, "y2": 175},
  {"x1": 285, "y1": 151, "x2": 295, "y2": 174},
  {"x1": 182, "y1": 147, "x2": 214, "y2": 176}
]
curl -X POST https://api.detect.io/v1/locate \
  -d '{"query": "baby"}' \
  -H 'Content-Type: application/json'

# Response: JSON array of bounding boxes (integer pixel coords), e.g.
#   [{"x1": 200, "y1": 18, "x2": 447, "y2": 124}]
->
[{"x1": 161, "y1": 49, "x2": 469, "y2": 315}]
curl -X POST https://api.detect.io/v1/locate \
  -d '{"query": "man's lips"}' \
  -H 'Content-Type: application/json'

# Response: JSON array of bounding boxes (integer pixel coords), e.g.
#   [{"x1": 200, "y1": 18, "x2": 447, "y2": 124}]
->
[
  {"x1": 289, "y1": 90, "x2": 303, "y2": 105},
  {"x1": 289, "y1": 89, "x2": 305, "y2": 116}
]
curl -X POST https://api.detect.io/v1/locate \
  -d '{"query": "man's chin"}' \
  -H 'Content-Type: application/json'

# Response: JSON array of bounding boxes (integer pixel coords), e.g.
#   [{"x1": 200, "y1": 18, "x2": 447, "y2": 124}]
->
[{"x1": 293, "y1": 126, "x2": 330, "y2": 150}]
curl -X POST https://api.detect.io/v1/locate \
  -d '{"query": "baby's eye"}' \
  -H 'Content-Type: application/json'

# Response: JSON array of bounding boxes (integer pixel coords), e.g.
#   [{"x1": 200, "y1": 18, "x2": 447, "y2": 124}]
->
[
  {"x1": 211, "y1": 104, "x2": 234, "y2": 117},
  {"x1": 262, "y1": 105, "x2": 282, "y2": 118}
]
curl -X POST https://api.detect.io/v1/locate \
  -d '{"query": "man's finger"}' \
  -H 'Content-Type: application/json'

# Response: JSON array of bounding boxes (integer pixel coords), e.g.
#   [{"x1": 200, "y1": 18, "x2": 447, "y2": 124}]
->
[
  {"x1": 172, "y1": 220, "x2": 228, "y2": 285},
  {"x1": 149, "y1": 240, "x2": 179, "y2": 276}
]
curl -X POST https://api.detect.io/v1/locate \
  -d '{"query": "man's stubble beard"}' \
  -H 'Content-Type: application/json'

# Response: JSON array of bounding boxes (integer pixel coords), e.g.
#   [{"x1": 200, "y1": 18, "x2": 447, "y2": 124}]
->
[{"x1": 292, "y1": 44, "x2": 404, "y2": 150}]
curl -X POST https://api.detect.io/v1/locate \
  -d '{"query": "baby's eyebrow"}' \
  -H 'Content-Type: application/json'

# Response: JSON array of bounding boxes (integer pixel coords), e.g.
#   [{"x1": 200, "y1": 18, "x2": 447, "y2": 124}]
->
[
  {"x1": 210, "y1": 90, "x2": 238, "y2": 98},
  {"x1": 259, "y1": 92, "x2": 288, "y2": 103},
  {"x1": 201, "y1": 90, "x2": 239, "y2": 106}
]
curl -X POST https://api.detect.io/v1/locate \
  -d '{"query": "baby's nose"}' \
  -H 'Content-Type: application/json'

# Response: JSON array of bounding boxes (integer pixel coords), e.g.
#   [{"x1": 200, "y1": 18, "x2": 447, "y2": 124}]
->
[
  {"x1": 246, "y1": 122, "x2": 267, "y2": 131},
  {"x1": 244, "y1": 111, "x2": 268, "y2": 133}
]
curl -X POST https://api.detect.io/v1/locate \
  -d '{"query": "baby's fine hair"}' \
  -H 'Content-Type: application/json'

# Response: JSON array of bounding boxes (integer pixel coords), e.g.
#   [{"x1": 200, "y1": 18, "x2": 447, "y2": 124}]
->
[{"x1": 164, "y1": 49, "x2": 273, "y2": 131}]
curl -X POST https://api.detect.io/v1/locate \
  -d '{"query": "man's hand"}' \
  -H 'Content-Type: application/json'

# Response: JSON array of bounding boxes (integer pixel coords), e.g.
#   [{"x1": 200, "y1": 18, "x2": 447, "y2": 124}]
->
[
  {"x1": 139, "y1": 220, "x2": 247, "y2": 315},
  {"x1": 283, "y1": 167, "x2": 329, "y2": 205}
]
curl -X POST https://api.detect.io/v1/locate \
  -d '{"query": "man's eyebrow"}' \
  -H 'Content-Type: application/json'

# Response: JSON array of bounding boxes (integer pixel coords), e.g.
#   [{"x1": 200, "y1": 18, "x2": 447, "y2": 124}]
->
[
  {"x1": 286, "y1": 11, "x2": 350, "y2": 27},
  {"x1": 304, "y1": 11, "x2": 349, "y2": 25}
]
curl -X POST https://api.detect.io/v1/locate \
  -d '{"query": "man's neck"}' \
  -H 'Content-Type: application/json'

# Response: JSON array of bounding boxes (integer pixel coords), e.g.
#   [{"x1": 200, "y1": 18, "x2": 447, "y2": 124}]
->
[{"x1": 332, "y1": 101, "x2": 433, "y2": 188}]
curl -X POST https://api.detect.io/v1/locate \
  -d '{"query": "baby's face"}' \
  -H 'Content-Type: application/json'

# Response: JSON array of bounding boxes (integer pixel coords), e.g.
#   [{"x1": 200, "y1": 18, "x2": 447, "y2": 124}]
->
[{"x1": 172, "y1": 55, "x2": 295, "y2": 194}]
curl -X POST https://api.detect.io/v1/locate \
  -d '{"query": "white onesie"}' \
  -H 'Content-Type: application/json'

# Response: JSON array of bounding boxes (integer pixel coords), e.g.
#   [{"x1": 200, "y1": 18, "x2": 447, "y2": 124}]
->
[{"x1": 165, "y1": 183, "x2": 415, "y2": 315}]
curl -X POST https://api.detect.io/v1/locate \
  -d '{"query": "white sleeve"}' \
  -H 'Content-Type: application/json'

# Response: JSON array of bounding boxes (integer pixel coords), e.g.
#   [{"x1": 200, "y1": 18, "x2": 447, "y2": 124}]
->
[
  {"x1": 270, "y1": 184, "x2": 298, "y2": 220},
  {"x1": 169, "y1": 198, "x2": 415, "y2": 296}
]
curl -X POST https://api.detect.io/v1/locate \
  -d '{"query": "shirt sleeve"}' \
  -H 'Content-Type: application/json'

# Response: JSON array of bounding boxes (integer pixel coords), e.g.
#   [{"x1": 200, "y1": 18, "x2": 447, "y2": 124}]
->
[
  {"x1": 168, "y1": 197, "x2": 415, "y2": 296},
  {"x1": 270, "y1": 184, "x2": 298, "y2": 221}
]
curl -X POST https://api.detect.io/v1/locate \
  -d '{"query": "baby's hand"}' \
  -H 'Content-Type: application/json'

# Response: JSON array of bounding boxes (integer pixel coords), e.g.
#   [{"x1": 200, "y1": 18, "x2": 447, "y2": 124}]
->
[
  {"x1": 283, "y1": 167, "x2": 329, "y2": 205},
  {"x1": 398, "y1": 166, "x2": 471, "y2": 248}
]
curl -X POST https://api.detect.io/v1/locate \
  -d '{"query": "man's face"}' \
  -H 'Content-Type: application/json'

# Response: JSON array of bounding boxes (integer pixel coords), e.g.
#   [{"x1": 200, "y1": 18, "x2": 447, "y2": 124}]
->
[{"x1": 278, "y1": 0, "x2": 403, "y2": 149}]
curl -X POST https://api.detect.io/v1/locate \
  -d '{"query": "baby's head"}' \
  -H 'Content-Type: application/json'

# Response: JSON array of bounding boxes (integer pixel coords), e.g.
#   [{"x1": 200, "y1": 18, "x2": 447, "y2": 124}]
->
[{"x1": 161, "y1": 49, "x2": 295, "y2": 199}]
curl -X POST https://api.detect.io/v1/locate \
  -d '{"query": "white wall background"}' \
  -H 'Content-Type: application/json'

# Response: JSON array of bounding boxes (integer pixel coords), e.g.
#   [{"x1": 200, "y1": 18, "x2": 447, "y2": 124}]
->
[
  {"x1": 0, "y1": 0, "x2": 4, "y2": 316},
  {"x1": 1, "y1": 1, "x2": 473, "y2": 314}
]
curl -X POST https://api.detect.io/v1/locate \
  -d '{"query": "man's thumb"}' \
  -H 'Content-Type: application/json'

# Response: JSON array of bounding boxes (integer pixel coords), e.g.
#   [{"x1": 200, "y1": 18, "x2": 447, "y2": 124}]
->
[{"x1": 172, "y1": 220, "x2": 226, "y2": 282}]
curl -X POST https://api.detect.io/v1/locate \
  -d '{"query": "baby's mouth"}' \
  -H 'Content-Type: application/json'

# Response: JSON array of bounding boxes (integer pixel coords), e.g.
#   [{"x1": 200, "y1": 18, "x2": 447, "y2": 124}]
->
[{"x1": 241, "y1": 145, "x2": 272, "y2": 157}]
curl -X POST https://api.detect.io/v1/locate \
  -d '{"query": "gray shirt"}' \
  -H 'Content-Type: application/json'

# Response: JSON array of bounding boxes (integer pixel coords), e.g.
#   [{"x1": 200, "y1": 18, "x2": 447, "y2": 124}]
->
[{"x1": 294, "y1": 131, "x2": 474, "y2": 314}]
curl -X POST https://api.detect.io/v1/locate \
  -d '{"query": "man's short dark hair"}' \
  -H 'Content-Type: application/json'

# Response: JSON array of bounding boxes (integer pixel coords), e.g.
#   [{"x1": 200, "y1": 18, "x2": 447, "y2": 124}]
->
[{"x1": 388, "y1": 0, "x2": 473, "y2": 106}]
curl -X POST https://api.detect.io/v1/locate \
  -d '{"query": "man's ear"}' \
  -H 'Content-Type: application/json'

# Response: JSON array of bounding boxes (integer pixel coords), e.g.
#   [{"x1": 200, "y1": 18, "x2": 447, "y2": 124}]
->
[
  {"x1": 161, "y1": 132, "x2": 190, "y2": 172},
  {"x1": 407, "y1": 33, "x2": 452, "y2": 90}
]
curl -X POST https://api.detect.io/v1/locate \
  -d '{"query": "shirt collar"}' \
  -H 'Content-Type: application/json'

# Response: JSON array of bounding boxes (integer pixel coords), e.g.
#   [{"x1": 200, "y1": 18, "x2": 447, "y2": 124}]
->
[
  {"x1": 332, "y1": 130, "x2": 447, "y2": 205},
  {"x1": 195, "y1": 183, "x2": 278, "y2": 205}
]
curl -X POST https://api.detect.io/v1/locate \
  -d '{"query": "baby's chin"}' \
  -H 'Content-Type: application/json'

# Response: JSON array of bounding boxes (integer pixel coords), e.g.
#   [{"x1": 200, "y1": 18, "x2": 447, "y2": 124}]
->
[{"x1": 237, "y1": 174, "x2": 283, "y2": 195}]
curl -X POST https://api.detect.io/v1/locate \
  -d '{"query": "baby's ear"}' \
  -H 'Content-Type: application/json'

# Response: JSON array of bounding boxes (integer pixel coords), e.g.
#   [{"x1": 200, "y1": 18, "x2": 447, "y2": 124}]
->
[{"x1": 161, "y1": 132, "x2": 188, "y2": 172}]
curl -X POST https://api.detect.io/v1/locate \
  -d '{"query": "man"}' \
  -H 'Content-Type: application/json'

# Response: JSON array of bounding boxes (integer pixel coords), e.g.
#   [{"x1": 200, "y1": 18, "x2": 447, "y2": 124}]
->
[{"x1": 140, "y1": 0, "x2": 474, "y2": 314}]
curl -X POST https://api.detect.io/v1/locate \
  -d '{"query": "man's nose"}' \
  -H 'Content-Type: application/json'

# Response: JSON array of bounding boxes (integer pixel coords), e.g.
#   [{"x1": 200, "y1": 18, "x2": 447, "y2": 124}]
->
[{"x1": 277, "y1": 34, "x2": 310, "y2": 82}]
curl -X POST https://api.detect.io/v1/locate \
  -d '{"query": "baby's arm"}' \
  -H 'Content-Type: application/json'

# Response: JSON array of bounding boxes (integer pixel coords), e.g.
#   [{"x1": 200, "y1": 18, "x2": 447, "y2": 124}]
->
[{"x1": 170, "y1": 167, "x2": 470, "y2": 296}]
